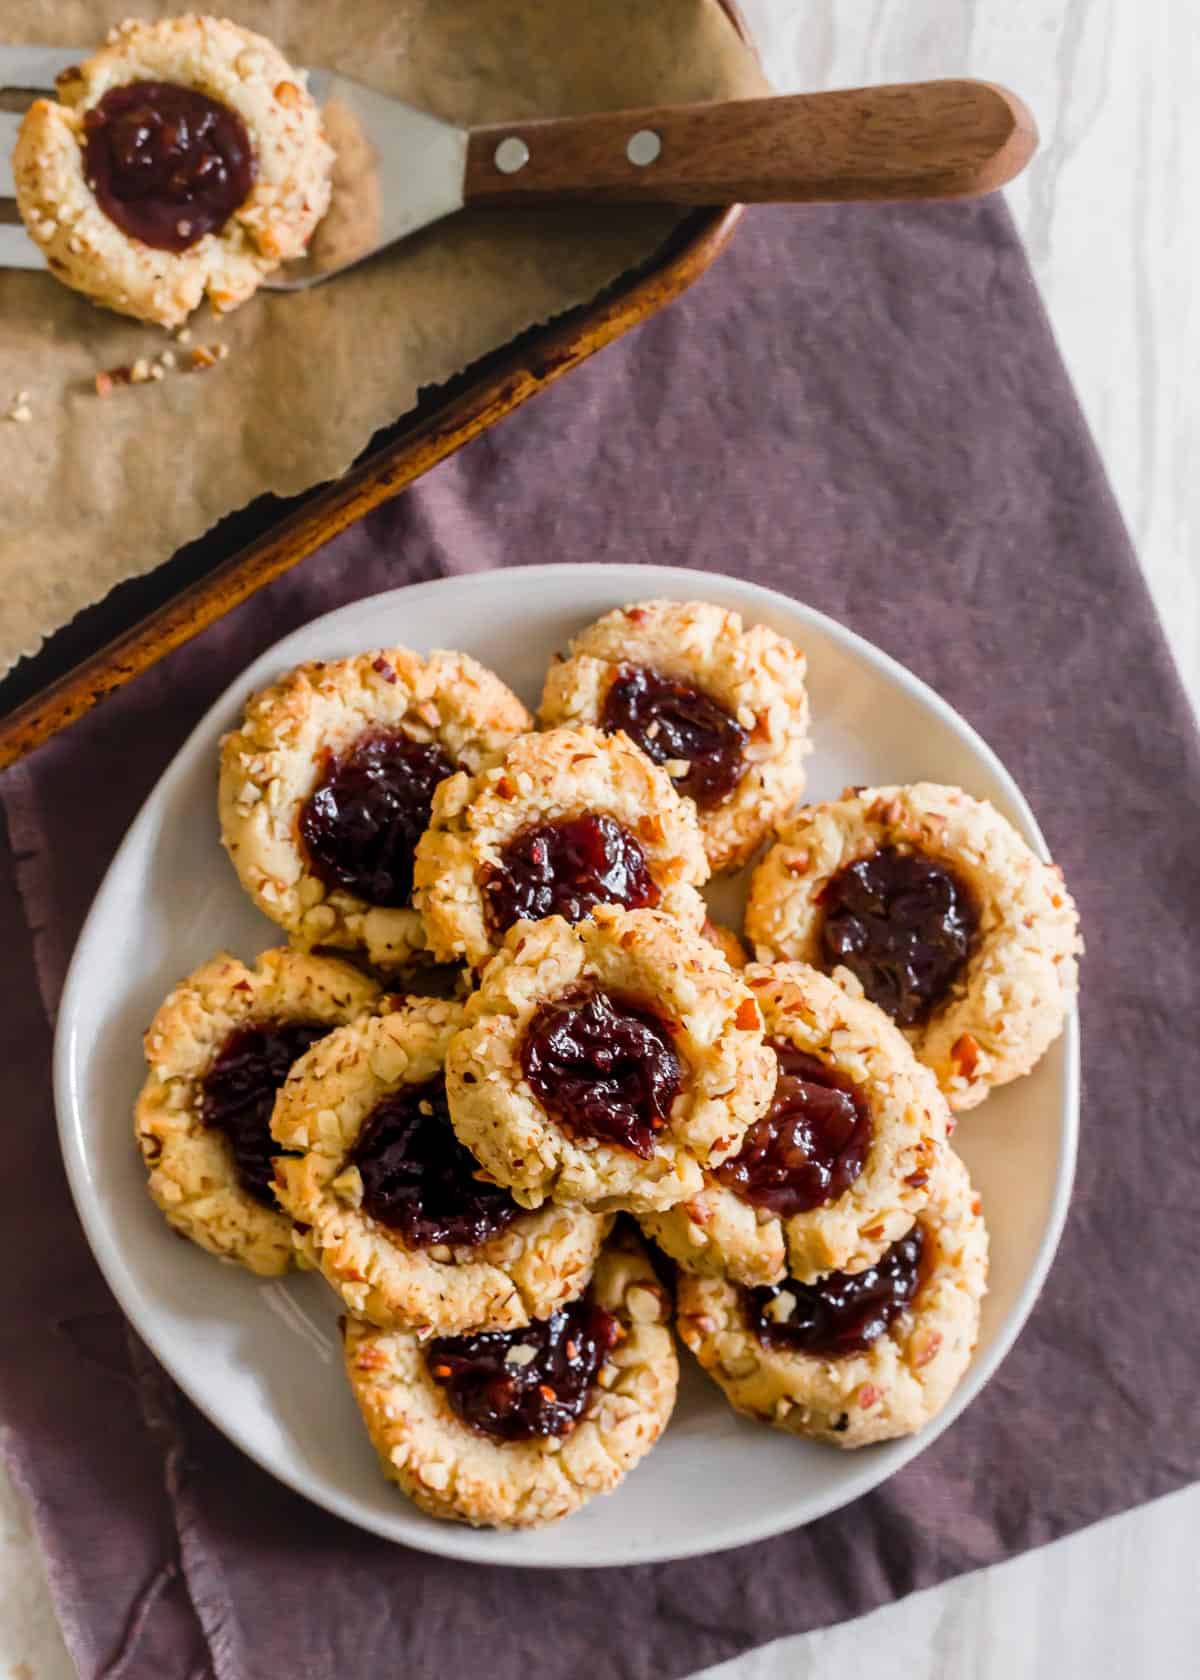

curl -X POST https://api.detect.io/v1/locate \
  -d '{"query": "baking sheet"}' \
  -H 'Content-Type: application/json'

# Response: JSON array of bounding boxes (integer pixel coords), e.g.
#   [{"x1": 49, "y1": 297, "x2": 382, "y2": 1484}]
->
[{"x1": 0, "y1": 0, "x2": 765, "y2": 674}]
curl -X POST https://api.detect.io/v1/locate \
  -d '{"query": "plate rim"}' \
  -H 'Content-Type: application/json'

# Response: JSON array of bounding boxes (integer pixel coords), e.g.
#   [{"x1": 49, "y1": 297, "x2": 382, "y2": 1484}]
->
[{"x1": 53, "y1": 562, "x2": 1080, "y2": 1567}]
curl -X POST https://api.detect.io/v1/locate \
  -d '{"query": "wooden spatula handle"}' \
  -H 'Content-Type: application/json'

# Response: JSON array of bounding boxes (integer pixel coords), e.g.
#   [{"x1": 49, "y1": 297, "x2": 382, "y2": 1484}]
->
[{"x1": 465, "y1": 80, "x2": 1036, "y2": 207}]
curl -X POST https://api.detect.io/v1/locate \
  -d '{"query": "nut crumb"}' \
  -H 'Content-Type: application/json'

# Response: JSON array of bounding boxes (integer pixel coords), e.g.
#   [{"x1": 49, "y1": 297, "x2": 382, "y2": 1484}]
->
[
  {"x1": 951, "y1": 1033, "x2": 981, "y2": 1077},
  {"x1": 910, "y1": 1328, "x2": 943, "y2": 1369},
  {"x1": 734, "y1": 997, "x2": 760, "y2": 1031},
  {"x1": 625, "y1": 1285, "x2": 662, "y2": 1323}
]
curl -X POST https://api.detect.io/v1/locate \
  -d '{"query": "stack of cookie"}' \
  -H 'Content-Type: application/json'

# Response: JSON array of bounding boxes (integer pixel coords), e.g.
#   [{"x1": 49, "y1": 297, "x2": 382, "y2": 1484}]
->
[{"x1": 134, "y1": 599, "x2": 1080, "y2": 1529}]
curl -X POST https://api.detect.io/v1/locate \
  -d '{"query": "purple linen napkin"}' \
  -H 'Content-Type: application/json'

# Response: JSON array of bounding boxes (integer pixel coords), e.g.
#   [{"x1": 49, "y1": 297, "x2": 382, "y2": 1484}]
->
[{"x1": 2, "y1": 200, "x2": 1198, "y2": 1680}]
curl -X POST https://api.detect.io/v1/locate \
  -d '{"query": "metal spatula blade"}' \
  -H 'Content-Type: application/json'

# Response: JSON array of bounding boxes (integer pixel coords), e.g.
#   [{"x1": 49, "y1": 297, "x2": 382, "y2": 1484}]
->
[
  {"x1": 0, "y1": 43, "x2": 1038, "y2": 291},
  {"x1": 264, "y1": 69, "x2": 467, "y2": 289}
]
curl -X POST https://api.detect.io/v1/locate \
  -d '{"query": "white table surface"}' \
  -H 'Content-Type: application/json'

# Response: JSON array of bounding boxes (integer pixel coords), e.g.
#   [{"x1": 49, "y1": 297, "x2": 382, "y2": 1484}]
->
[{"x1": 3, "y1": 2, "x2": 1198, "y2": 1674}]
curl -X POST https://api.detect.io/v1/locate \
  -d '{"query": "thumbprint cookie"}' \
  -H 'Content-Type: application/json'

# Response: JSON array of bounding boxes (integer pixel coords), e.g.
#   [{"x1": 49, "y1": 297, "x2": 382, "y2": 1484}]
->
[
  {"x1": 538, "y1": 599, "x2": 811, "y2": 872},
  {"x1": 640, "y1": 962, "x2": 949, "y2": 1287},
  {"x1": 342, "y1": 1225, "x2": 676, "y2": 1527},
  {"x1": 677, "y1": 1149, "x2": 987, "y2": 1447},
  {"x1": 444, "y1": 906, "x2": 775, "y2": 1215},
  {"x1": 134, "y1": 946, "x2": 379, "y2": 1275},
  {"x1": 272, "y1": 996, "x2": 610, "y2": 1335},
  {"x1": 219, "y1": 648, "x2": 531, "y2": 972},
  {"x1": 13, "y1": 15, "x2": 333, "y2": 326},
  {"x1": 413, "y1": 725, "x2": 708, "y2": 971},
  {"x1": 746, "y1": 783, "x2": 1081, "y2": 1110}
]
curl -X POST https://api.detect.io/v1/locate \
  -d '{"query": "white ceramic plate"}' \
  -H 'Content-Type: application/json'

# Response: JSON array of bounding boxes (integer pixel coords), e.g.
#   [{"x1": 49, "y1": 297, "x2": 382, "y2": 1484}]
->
[{"x1": 55, "y1": 564, "x2": 1077, "y2": 1567}]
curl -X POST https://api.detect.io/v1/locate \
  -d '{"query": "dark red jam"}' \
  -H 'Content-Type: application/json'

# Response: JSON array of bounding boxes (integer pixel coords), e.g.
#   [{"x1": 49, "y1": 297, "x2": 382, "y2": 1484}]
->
[
  {"x1": 83, "y1": 81, "x2": 255, "y2": 251},
  {"x1": 199, "y1": 1019, "x2": 328, "y2": 1206},
  {"x1": 298, "y1": 730, "x2": 457, "y2": 908},
  {"x1": 425, "y1": 1294, "x2": 621, "y2": 1441},
  {"x1": 482, "y1": 812, "x2": 660, "y2": 936},
  {"x1": 348, "y1": 1076, "x2": 519, "y2": 1249},
  {"x1": 520, "y1": 985, "x2": 682, "y2": 1159},
  {"x1": 600, "y1": 664, "x2": 748, "y2": 808},
  {"x1": 746, "y1": 1226, "x2": 925, "y2": 1357},
  {"x1": 715, "y1": 1039, "x2": 871, "y2": 1214},
  {"x1": 820, "y1": 846, "x2": 978, "y2": 1026}
]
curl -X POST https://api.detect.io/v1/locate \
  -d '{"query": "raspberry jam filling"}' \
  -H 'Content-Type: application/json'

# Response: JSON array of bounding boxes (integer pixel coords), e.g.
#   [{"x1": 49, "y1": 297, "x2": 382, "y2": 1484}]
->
[
  {"x1": 200, "y1": 1019, "x2": 328, "y2": 1206},
  {"x1": 348, "y1": 1075, "x2": 519, "y2": 1249},
  {"x1": 425, "y1": 1294, "x2": 621, "y2": 1441},
  {"x1": 600, "y1": 664, "x2": 748, "y2": 808},
  {"x1": 820, "y1": 846, "x2": 978, "y2": 1026},
  {"x1": 715, "y1": 1039, "x2": 871, "y2": 1214},
  {"x1": 299, "y1": 730, "x2": 457, "y2": 908},
  {"x1": 83, "y1": 81, "x2": 256, "y2": 252},
  {"x1": 482, "y1": 812, "x2": 660, "y2": 935},
  {"x1": 520, "y1": 985, "x2": 682, "y2": 1159},
  {"x1": 746, "y1": 1226, "x2": 925, "y2": 1357}
]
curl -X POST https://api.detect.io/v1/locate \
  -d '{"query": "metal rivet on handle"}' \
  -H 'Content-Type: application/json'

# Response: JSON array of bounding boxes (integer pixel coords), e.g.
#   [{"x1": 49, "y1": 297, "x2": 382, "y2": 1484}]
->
[
  {"x1": 626, "y1": 129, "x2": 662, "y2": 166},
  {"x1": 494, "y1": 137, "x2": 530, "y2": 174}
]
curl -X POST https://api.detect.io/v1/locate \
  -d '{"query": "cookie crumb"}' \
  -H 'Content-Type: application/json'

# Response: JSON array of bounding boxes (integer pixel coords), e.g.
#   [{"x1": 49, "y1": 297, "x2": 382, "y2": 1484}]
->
[
  {"x1": 188, "y1": 343, "x2": 224, "y2": 371},
  {"x1": 95, "y1": 363, "x2": 135, "y2": 395}
]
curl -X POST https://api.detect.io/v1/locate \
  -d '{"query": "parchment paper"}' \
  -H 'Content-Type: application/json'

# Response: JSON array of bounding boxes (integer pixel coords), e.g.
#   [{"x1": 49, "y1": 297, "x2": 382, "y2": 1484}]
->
[{"x1": 0, "y1": 0, "x2": 765, "y2": 674}]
